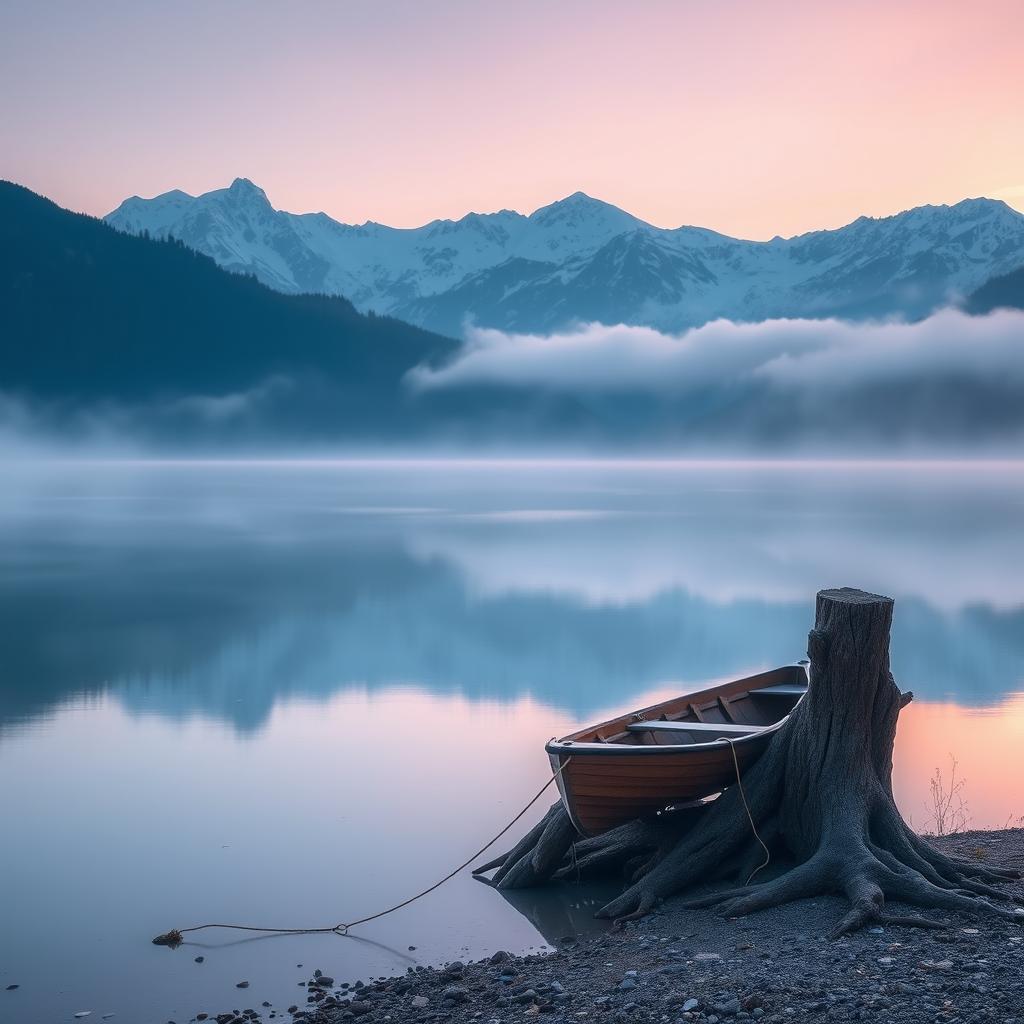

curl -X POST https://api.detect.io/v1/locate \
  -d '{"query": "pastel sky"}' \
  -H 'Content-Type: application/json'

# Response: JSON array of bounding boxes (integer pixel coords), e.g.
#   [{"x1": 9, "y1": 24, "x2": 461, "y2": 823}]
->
[{"x1": 2, "y1": 0, "x2": 1022, "y2": 238}]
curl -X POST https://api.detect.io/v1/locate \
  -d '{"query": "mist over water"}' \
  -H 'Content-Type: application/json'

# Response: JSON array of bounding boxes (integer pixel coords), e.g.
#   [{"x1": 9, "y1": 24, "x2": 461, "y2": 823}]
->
[
  {"x1": 6, "y1": 308, "x2": 1024, "y2": 453},
  {"x1": 1, "y1": 458, "x2": 1023, "y2": 1021},
  {"x1": 410, "y1": 309, "x2": 1024, "y2": 450}
]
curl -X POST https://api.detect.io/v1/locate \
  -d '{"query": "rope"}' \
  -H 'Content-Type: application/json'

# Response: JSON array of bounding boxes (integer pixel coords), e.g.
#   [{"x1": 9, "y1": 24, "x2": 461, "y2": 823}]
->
[
  {"x1": 720, "y1": 737, "x2": 771, "y2": 886},
  {"x1": 153, "y1": 757, "x2": 571, "y2": 947}
]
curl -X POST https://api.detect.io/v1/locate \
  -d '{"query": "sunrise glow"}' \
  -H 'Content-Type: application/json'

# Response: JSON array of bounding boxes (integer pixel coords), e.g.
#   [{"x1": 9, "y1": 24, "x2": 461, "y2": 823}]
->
[{"x1": 3, "y1": 0, "x2": 1023, "y2": 237}]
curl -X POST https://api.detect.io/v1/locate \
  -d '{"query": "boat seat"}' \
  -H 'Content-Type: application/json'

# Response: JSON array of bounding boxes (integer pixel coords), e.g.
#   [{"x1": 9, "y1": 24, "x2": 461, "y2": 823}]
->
[
  {"x1": 754, "y1": 684, "x2": 807, "y2": 696},
  {"x1": 626, "y1": 721, "x2": 768, "y2": 735}
]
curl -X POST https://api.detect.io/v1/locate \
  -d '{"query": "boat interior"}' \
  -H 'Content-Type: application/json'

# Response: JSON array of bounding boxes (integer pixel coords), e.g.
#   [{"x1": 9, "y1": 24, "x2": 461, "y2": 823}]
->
[{"x1": 555, "y1": 666, "x2": 808, "y2": 750}]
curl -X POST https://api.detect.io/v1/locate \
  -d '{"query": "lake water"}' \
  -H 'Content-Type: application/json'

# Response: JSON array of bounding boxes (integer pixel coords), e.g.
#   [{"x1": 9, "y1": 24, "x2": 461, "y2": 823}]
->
[{"x1": 1, "y1": 459, "x2": 1023, "y2": 1023}]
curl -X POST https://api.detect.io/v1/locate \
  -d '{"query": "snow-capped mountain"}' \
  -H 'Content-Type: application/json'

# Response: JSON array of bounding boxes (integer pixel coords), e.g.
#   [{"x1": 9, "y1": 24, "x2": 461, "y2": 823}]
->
[{"x1": 106, "y1": 180, "x2": 1024, "y2": 335}]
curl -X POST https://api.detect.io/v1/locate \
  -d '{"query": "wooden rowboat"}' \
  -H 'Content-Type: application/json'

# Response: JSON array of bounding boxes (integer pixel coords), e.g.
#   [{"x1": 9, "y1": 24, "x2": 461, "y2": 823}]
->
[{"x1": 546, "y1": 663, "x2": 809, "y2": 836}]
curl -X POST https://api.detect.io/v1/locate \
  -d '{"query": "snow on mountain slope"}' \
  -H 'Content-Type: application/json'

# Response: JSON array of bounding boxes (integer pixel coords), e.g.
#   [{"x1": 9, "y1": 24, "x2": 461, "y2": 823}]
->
[{"x1": 106, "y1": 182, "x2": 1024, "y2": 335}]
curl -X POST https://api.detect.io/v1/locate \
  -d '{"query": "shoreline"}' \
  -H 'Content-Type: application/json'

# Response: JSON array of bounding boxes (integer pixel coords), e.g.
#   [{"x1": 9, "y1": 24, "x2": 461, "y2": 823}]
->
[{"x1": 205, "y1": 828, "x2": 1024, "y2": 1024}]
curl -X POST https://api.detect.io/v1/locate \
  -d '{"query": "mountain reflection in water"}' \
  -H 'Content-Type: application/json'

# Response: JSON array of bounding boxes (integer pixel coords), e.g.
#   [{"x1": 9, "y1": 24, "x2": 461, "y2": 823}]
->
[
  {"x1": 0, "y1": 460, "x2": 1022, "y2": 1023},
  {"x1": 2, "y1": 460, "x2": 1023, "y2": 734}
]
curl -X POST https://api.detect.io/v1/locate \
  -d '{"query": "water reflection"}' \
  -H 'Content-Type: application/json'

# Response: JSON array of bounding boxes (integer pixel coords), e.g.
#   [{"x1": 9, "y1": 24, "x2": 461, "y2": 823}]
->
[
  {"x1": 494, "y1": 882, "x2": 620, "y2": 946},
  {"x1": 1, "y1": 460, "x2": 1023, "y2": 1022},
  {"x1": 895, "y1": 693, "x2": 1024, "y2": 830},
  {"x1": 2, "y1": 461, "x2": 1024, "y2": 734}
]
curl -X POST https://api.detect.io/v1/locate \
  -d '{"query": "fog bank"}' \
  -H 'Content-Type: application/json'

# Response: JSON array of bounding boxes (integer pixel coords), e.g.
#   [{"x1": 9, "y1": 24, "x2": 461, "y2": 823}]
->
[{"x1": 4, "y1": 309, "x2": 1024, "y2": 453}]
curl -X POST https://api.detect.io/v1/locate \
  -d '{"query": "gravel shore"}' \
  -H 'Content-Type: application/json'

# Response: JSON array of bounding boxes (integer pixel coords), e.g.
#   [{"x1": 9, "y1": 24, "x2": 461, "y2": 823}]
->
[{"x1": 207, "y1": 830, "x2": 1024, "y2": 1024}]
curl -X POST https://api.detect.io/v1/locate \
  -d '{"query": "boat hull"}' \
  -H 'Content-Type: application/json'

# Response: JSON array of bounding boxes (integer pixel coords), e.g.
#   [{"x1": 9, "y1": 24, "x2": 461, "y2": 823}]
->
[
  {"x1": 548, "y1": 736, "x2": 770, "y2": 835},
  {"x1": 546, "y1": 665, "x2": 807, "y2": 836}
]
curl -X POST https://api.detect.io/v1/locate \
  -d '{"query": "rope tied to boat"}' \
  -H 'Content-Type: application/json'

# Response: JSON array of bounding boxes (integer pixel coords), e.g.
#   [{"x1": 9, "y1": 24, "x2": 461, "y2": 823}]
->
[
  {"x1": 152, "y1": 757, "x2": 572, "y2": 947},
  {"x1": 719, "y1": 736, "x2": 771, "y2": 885}
]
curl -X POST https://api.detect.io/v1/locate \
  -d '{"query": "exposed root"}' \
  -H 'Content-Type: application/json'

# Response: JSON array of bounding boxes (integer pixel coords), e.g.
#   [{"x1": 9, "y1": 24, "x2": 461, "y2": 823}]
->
[
  {"x1": 587, "y1": 745, "x2": 1022, "y2": 933},
  {"x1": 829, "y1": 876, "x2": 887, "y2": 938},
  {"x1": 496, "y1": 804, "x2": 577, "y2": 889},
  {"x1": 681, "y1": 836, "x2": 1022, "y2": 939},
  {"x1": 883, "y1": 869, "x2": 1024, "y2": 923},
  {"x1": 509, "y1": 820, "x2": 1020, "y2": 938},
  {"x1": 685, "y1": 857, "x2": 826, "y2": 917},
  {"x1": 475, "y1": 805, "x2": 558, "y2": 886},
  {"x1": 908, "y1": 831, "x2": 1021, "y2": 882},
  {"x1": 598, "y1": 886, "x2": 663, "y2": 924},
  {"x1": 950, "y1": 860, "x2": 1021, "y2": 881},
  {"x1": 547, "y1": 807, "x2": 705, "y2": 884}
]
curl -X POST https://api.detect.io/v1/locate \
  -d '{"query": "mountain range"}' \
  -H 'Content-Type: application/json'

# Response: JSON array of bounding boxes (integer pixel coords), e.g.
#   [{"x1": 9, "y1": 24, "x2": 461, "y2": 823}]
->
[
  {"x1": 106, "y1": 179, "x2": 1024, "y2": 336},
  {"x1": 5, "y1": 180, "x2": 1024, "y2": 451}
]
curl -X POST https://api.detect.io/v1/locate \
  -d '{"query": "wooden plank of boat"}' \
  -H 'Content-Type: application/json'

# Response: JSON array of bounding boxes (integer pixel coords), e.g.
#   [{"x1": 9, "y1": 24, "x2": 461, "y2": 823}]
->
[
  {"x1": 626, "y1": 721, "x2": 768, "y2": 735},
  {"x1": 546, "y1": 662, "x2": 808, "y2": 836},
  {"x1": 756, "y1": 683, "x2": 808, "y2": 696}
]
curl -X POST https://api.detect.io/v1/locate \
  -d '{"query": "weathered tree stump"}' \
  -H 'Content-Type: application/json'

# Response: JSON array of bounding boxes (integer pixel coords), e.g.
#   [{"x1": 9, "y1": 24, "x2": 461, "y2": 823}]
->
[{"x1": 477, "y1": 588, "x2": 1022, "y2": 935}]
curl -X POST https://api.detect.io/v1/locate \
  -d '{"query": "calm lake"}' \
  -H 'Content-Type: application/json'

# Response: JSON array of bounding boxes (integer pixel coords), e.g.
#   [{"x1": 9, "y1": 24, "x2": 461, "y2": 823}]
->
[{"x1": 2, "y1": 459, "x2": 1023, "y2": 1023}]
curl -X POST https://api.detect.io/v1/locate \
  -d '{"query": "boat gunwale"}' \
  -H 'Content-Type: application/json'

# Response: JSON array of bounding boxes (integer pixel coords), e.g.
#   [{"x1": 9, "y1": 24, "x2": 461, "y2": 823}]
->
[{"x1": 544, "y1": 663, "x2": 808, "y2": 757}]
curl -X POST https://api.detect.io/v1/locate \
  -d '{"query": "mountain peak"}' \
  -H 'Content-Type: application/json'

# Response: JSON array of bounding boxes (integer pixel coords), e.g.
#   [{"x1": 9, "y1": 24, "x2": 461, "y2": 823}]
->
[
  {"x1": 947, "y1": 196, "x2": 1017, "y2": 220},
  {"x1": 529, "y1": 191, "x2": 643, "y2": 232},
  {"x1": 225, "y1": 177, "x2": 270, "y2": 205},
  {"x1": 538, "y1": 190, "x2": 613, "y2": 212},
  {"x1": 885, "y1": 196, "x2": 1016, "y2": 226}
]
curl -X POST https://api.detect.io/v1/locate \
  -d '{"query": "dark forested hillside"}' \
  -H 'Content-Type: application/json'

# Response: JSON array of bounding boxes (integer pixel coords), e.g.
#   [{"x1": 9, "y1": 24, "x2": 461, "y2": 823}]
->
[
  {"x1": 966, "y1": 265, "x2": 1024, "y2": 313},
  {"x1": 0, "y1": 181, "x2": 457, "y2": 436}
]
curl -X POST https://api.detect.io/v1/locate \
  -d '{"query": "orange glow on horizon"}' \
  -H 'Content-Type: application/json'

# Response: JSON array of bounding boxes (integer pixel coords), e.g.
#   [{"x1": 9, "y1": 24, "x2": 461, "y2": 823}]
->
[{"x1": 894, "y1": 694, "x2": 1024, "y2": 832}]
